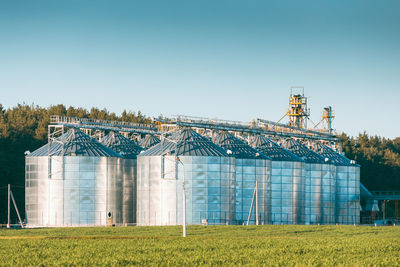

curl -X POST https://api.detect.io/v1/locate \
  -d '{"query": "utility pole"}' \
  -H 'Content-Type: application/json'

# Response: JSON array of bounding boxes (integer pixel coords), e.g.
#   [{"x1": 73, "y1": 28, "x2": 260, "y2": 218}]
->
[{"x1": 7, "y1": 184, "x2": 10, "y2": 228}]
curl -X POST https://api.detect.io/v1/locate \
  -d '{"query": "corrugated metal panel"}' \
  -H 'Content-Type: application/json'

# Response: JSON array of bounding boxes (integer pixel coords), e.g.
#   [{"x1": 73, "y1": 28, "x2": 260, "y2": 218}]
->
[
  {"x1": 101, "y1": 131, "x2": 143, "y2": 159},
  {"x1": 214, "y1": 131, "x2": 271, "y2": 160},
  {"x1": 213, "y1": 132, "x2": 272, "y2": 224},
  {"x1": 283, "y1": 139, "x2": 326, "y2": 164},
  {"x1": 101, "y1": 132, "x2": 139, "y2": 224},
  {"x1": 139, "y1": 134, "x2": 160, "y2": 149},
  {"x1": 25, "y1": 156, "x2": 133, "y2": 227},
  {"x1": 313, "y1": 143, "x2": 357, "y2": 166},
  {"x1": 312, "y1": 142, "x2": 360, "y2": 224},
  {"x1": 251, "y1": 135, "x2": 304, "y2": 162},
  {"x1": 137, "y1": 155, "x2": 236, "y2": 226},
  {"x1": 141, "y1": 128, "x2": 228, "y2": 157},
  {"x1": 28, "y1": 129, "x2": 121, "y2": 157}
]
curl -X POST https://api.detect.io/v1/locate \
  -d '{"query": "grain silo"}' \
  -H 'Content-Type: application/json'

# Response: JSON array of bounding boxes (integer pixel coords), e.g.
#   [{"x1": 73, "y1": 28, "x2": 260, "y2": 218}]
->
[
  {"x1": 137, "y1": 128, "x2": 235, "y2": 226},
  {"x1": 25, "y1": 128, "x2": 124, "y2": 227},
  {"x1": 214, "y1": 131, "x2": 272, "y2": 225},
  {"x1": 251, "y1": 135, "x2": 305, "y2": 224},
  {"x1": 313, "y1": 143, "x2": 360, "y2": 224},
  {"x1": 283, "y1": 139, "x2": 335, "y2": 224},
  {"x1": 101, "y1": 131, "x2": 143, "y2": 225},
  {"x1": 139, "y1": 134, "x2": 160, "y2": 149}
]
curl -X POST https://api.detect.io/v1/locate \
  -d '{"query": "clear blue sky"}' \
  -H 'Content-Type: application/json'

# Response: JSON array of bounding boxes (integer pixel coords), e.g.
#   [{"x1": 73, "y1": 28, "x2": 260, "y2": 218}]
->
[{"x1": 1, "y1": 0, "x2": 399, "y2": 138}]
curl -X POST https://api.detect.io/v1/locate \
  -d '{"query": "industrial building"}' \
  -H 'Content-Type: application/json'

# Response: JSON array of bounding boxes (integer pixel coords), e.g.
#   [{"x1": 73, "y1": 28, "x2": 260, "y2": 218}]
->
[{"x1": 23, "y1": 90, "x2": 362, "y2": 227}]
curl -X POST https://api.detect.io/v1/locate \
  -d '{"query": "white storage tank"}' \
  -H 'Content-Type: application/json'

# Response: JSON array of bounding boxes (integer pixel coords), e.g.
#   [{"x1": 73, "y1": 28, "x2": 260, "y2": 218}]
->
[
  {"x1": 25, "y1": 128, "x2": 125, "y2": 227},
  {"x1": 214, "y1": 131, "x2": 272, "y2": 225},
  {"x1": 137, "y1": 128, "x2": 235, "y2": 226}
]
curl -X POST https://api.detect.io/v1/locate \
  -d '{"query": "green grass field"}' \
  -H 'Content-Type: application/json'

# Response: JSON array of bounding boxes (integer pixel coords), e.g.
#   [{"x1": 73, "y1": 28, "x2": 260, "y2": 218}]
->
[{"x1": 0, "y1": 225, "x2": 399, "y2": 266}]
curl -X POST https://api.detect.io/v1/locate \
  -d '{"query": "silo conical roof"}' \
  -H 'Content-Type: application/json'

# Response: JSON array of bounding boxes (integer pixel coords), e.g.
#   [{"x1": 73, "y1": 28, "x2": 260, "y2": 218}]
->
[
  {"x1": 214, "y1": 131, "x2": 271, "y2": 159},
  {"x1": 28, "y1": 128, "x2": 121, "y2": 157},
  {"x1": 138, "y1": 134, "x2": 160, "y2": 149},
  {"x1": 251, "y1": 135, "x2": 303, "y2": 162},
  {"x1": 283, "y1": 139, "x2": 326, "y2": 164},
  {"x1": 313, "y1": 143, "x2": 357, "y2": 166},
  {"x1": 101, "y1": 131, "x2": 143, "y2": 159},
  {"x1": 140, "y1": 128, "x2": 228, "y2": 156}
]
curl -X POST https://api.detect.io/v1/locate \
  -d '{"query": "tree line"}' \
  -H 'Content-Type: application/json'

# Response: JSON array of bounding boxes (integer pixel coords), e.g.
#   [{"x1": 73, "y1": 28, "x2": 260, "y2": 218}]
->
[
  {"x1": 340, "y1": 132, "x2": 400, "y2": 191},
  {"x1": 0, "y1": 103, "x2": 399, "y2": 223}
]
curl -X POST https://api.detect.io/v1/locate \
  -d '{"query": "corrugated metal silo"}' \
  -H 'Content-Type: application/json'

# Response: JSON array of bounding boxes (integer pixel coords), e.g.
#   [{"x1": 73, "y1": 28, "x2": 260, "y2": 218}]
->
[
  {"x1": 101, "y1": 131, "x2": 143, "y2": 225},
  {"x1": 214, "y1": 131, "x2": 272, "y2": 225},
  {"x1": 25, "y1": 128, "x2": 124, "y2": 227},
  {"x1": 283, "y1": 139, "x2": 334, "y2": 224},
  {"x1": 313, "y1": 143, "x2": 360, "y2": 224},
  {"x1": 139, "y1": 134, "x2": 160, "y2": 149},
  {"x1": 137, "y1": 128, "x2": 235, "y2": 226},
  {"x1": 251, "y1": 135, "x2": 305, "y2": 224}
]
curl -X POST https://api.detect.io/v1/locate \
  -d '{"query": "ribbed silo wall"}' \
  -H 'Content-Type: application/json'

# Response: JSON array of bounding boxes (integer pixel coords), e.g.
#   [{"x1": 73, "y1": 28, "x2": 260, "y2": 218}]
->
[
  {"x1": 304, "y1": 164, "x2": 314, "y2": 224},
  {"x1": 136, "y1": 156, "x2": 163, "y2": 225},
  {"x1": 25, "y1": 157, "x2": 48, "y2": 226},
  {"x1": 348, "y1": 166, "x2": 360, "y2": 224},
  {"x1": 25, "y1": 156, "x2": 127, "y2": 227},
  {"x1": 322, "y1": 164, "x2": 336, "y2": 224},
  {"x1": 355, "y1": 166, "x2": 360, "y2": 224},
  {"x1": 270, "y1": 161, "x2": 305, "y2": 224},
  {"x1": 305, "y1": 163, "x2": 323, "y2": 224},
  {"x1": 336, "y1": 165, "x2": 348, "y2": 224},
  {"x1": 336, "y1": 165, "x2": 360, "y2": 225},
  {"x1": 304, "y1": 163, "x2": 335, "y2": 224},
  {"x1": 137, "y1": 155, "x2": 236, "y2": 226},
  {"x1": 235, "y1": 158, "x2": 271, "y2": 225},
  {"x1": 122, "y1": 159, "x2": 137, "y2": 225}
]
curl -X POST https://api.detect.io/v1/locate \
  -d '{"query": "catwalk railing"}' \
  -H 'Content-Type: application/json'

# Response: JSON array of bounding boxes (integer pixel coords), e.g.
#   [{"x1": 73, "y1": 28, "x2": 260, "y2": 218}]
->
[
  {"x1": 50, "y1": 115, "x2": 160, "y2": 134},
  {"x1": 156, "y1": 115, "x2": 339, "y2": 142}
]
